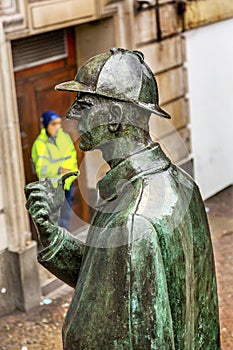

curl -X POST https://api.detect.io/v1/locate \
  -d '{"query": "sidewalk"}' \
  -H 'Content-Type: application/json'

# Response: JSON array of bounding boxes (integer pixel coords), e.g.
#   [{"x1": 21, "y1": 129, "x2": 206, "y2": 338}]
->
[
  {"x1": 0, "y1": 186, "x2": 232, "y2": 349},
  {"x1": 205, "y1": 185, "x2": 233, "y2": 349}
]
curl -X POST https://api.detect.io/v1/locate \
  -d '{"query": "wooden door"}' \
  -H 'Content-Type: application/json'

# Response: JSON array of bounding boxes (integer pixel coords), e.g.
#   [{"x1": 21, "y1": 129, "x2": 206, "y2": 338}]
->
[{"x1": 14, "y1": 28, "x2": 89, "y2": 236}]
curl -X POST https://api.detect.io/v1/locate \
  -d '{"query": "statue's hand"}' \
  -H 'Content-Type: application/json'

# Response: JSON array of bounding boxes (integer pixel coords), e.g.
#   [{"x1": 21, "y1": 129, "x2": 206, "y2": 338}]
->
[
  {"x1": 25, "y1": 172, "x2": 78, "y2": 245},
  {"x1": 24, "y1": 178, "x2": 64, "y2": 244}
]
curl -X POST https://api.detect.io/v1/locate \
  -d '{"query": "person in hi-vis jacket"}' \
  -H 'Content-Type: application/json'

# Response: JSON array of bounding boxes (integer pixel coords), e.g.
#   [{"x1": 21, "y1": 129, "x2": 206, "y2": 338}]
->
[{"x1": 31, "y1": 110, "x2": 79, "y2": 230}]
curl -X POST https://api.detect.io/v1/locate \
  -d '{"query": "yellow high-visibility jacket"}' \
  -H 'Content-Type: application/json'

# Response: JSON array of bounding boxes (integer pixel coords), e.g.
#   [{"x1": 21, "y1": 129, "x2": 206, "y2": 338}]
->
[{"x1": 31, "y1": 128, "x2": 79, "y2": 190}]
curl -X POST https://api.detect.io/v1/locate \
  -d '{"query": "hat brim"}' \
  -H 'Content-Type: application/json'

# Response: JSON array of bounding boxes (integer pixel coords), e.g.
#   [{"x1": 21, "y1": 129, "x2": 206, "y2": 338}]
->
[
  {"x1": 137, "y1": 101, "x2": 171, "y2": 119},
  {"x1": 55, "y1": 80, "x2": 171, "y2": 119},
  {"x1": 55, "y1": 80, "x2": 93, "y2": 93}
]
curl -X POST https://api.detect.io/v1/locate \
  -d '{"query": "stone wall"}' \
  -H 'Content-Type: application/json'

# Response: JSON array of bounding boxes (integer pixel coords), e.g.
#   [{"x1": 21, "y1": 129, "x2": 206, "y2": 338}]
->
[
  {"x1": 135, "y1": 1, "x2": 191, "y2": 168},
  {"x1": 185, "y1": 0, "x2": 233, "y2": 30}
]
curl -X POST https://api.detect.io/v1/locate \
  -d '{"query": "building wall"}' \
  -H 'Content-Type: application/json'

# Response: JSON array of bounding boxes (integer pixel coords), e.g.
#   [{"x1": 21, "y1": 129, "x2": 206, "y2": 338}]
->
[
  {"x1": 185, "y1": 18, "x2": 233, "y2": 199},
  {"x1": 183, "y1": 1, "x2": 233, "y2": 198},
  {"x1": 0, "y1": 15, "x2": 41, "y2": 314},
  {"x1": 0, "y1": 173, "x2": 8, "y2": 251},
  {"x1": 185, "y1": 0, "x2": 233, "y2": 29},
  {"x1": 134, "y1": 2, "x2": 190, "y2": 167}
]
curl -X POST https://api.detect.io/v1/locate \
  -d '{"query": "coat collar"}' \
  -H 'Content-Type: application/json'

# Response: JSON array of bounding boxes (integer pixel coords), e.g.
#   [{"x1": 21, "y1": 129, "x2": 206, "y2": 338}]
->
[
  {"x1": 97, "y1": 143, "x2": 171, "y2": 202},
  {"x1": 40, "y1": 128, "x2": 62, "y2": 143}
]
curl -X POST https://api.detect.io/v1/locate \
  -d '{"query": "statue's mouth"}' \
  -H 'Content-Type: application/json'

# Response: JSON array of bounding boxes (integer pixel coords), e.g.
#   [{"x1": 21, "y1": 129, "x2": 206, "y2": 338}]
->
[{"x1": 78, "y1": 127, "x2": 87, "y2": 136}]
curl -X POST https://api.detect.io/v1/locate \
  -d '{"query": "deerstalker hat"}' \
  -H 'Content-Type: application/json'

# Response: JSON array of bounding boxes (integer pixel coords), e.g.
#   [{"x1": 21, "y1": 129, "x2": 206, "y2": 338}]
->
[{"x1": 55, "y1": 48, "x2": 171, "y2": 119}]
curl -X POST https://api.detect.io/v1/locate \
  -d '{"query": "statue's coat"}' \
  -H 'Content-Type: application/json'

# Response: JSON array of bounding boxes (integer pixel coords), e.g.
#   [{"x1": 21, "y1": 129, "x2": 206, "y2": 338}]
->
[{"x1": 38, "y1": 144, "x2": 220, "y2": 349}]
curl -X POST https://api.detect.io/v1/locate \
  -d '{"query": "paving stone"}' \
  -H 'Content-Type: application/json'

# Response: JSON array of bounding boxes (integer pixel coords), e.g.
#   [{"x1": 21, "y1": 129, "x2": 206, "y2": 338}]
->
[{"x1": 206, "y1": 186, "x2": 233, "y2": 349}]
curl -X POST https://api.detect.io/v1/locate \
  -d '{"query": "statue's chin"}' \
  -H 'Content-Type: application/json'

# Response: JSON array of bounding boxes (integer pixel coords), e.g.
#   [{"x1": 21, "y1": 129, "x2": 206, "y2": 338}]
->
[
  {"x1": 78, "y1": 135, "x2": 108, "y2": 153},
  {"x1": 79, "y1": 141, "x2": 91, "y2": 152},
  {"x1": 78, "y1": 137, "x2": 95, "y2": 152}
]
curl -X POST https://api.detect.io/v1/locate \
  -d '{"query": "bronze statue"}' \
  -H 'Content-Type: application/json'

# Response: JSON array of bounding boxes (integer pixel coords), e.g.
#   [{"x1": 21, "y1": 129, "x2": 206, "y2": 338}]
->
[{"x1": 25, "y1": 48, "x2": 220, "y2": 349}]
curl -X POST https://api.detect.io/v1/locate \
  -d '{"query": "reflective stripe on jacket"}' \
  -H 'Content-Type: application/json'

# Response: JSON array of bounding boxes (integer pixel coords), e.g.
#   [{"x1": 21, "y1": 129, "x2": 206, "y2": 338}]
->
[{"x1": 31, "y1": 128, "x2": 79, "y2": 190}]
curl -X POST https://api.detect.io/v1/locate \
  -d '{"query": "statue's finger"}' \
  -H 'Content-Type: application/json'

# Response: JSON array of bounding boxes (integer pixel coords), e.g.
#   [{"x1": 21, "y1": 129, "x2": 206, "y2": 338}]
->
[
  {"x1": 26, "y1": 192, "x2": 53, "y2": 209},
  {"x1": 29, "y1": 207, "x2": 50, "y2": 222},
  {"x1": 26, "y1": 200, "x2": 51, "y2": 215},
  {"x1": 24, "y1": 182, "x2": 49, "y2": 199}
]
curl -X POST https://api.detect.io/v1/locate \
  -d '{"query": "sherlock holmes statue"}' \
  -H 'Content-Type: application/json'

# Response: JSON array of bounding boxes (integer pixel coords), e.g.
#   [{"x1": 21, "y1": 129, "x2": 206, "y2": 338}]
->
[{"x1": 25, "y1": 48, "x2": 220, "y2": 349}]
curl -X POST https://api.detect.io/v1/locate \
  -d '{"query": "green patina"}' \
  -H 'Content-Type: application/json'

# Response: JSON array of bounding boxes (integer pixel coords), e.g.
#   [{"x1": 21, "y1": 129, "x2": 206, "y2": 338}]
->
[{"x1": 25, "y1": 48, "x2": 221, "y2": 349}]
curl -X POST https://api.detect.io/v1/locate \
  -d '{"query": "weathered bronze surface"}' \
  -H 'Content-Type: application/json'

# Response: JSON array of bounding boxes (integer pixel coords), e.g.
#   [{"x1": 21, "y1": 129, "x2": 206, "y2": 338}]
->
[{"x1": 25, "y1": 48, "x2": 221, "y2": 349}]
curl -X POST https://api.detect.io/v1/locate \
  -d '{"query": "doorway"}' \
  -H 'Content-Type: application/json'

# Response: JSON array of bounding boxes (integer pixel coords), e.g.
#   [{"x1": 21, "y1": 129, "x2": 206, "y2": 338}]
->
[{"x1": 13, "y1": 28, "x2": 89, "y2": 238}]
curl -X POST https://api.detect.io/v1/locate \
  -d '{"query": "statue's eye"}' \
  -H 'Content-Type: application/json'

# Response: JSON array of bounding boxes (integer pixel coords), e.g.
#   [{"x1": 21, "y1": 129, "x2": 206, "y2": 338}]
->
[
  {"x1": 74, "y1": 100, "x2": 93, "y2": 110},
  {"x1": 80, "y1": 102, "x2": 93, "y2": 109},
  {"x1": 83, "y1": 101, "x2": 94, "y2": 107}
]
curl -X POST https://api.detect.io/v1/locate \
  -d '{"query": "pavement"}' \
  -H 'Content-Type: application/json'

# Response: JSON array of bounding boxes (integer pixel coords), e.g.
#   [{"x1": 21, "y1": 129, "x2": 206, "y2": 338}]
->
[
  {"x1": 205, "y1": 185, "x2": 233, "y2": 349},
  {"x1": 0, "y1": 185, "x2": 232, "y2": 349}
]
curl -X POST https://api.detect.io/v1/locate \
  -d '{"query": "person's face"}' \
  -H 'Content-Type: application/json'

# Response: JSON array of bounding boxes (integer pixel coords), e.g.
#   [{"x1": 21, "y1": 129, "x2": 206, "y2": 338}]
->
[
  {"x1": 47, "y1": 118, "x2": 62, "y2": 137},
  {"x1": 66, "y1": 93, "x2": 111, "y2": 151}
]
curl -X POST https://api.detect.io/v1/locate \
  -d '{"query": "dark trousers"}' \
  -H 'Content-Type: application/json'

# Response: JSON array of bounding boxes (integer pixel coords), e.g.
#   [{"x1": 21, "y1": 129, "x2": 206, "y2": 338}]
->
[{"x1": 58, "y1": 184, "x2": 74, "y2": 231}]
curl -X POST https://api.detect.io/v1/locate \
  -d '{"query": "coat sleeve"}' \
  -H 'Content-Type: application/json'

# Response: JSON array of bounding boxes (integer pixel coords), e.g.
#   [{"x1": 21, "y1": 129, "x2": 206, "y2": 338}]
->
[
  {"x1": 61, "y1": 134, "x2": 78, "y2": 171},
  {"x1": 38, "y1": 227, "x2": 85, "y2": 288},
  {"x1": 61, "y1": 133, "x2": 80, "y2": 190},
  {"x1": 31, "y1": 139, "x2": 61, "y2": 179}
]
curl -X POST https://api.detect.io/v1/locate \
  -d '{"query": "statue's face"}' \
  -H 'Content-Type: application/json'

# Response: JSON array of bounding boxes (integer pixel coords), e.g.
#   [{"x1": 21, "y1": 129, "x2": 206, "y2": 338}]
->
[{"x1": 67, "y1": 93, "x2": 112, "y2": 151}]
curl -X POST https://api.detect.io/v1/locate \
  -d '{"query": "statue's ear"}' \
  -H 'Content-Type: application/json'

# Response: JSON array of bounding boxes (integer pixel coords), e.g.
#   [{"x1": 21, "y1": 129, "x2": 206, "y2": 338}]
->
[{"x1": 108, "y1": 104, "x2": 122, "y2": 132}]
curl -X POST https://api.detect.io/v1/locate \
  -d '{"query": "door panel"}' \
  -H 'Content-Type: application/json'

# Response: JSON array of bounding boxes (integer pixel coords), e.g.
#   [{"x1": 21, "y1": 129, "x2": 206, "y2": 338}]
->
[{"x1": 16, "y1": 68, "x2": 77, "y2": 183}]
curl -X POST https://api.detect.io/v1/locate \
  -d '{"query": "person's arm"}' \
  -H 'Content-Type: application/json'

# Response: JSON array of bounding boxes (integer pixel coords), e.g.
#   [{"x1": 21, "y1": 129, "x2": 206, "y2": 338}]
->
[
  {"x1": 32, "y1": 139, "x2": 61, "y2": 179},
  {"x1": 38, "y1": 226, "x2": 84, "y2": 288},
  {"x1": 60, "y1": 134, "x2": 80, "y2": 189},
  {"x1": 24, "y1": 178, "x2": 84, "y2": 287},
  {"x1": 61, "y1": 134, "x2": 79, "y2": 171}
]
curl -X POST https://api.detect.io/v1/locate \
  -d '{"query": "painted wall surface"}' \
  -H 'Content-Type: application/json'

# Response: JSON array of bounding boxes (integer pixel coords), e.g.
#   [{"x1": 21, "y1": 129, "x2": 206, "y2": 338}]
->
[{"x1": 185, "y1": 18, "x2": 233, "y2": 199}]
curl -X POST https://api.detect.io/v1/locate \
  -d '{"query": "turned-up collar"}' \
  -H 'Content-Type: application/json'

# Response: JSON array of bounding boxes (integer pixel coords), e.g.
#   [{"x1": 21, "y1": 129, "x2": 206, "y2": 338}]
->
[
  {"x1": 40, "y1": 128, "x2": 60, "y2": 143},
  {"x1": 97, "y1": 143, "x2": 171, "y2": 202}
]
